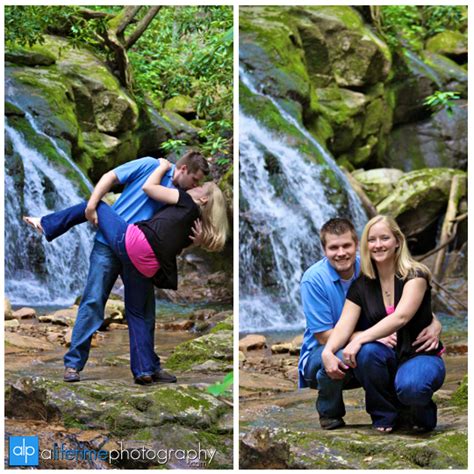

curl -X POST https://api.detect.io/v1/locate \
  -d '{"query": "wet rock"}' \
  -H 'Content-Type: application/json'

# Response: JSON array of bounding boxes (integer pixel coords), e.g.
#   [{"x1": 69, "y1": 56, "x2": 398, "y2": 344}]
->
[
  {"x1": 163, "y1": 320, "x2": 195, "y2": 331},
  {"x1": 191, "y1": 309, "x2": 218, "y2": 321},
  {"x1": 239, "y1": 334, "x2": 267, "y2": 352},
  {"x1": 12, "y1": 307, "x2": 37, "y2": 320},
  {"x1": 5, "y1": 333, "x2": 55, "y2": 351},
  {"x1": 240, "y1": 428, "x2": 290, "y2": 469},
  {"x1": 40, "y1": 306, "x2": 78, "y2": 326},
  {"x1": 240, "y1": 371, "x2": 295, "y2": 394},
  {"x1": 271, "y1": 343, "x2": 293, "y2": 354},
  {"x1": 166, "y1": 330, "x2": 232, "y2": 372}
]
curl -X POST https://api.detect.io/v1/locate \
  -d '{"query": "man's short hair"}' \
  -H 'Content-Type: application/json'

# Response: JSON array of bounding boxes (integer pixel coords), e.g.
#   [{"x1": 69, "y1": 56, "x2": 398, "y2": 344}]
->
[
  {"x1": 320, "y1": 217, "x2": 358, "y2": 248},
  {"x1": 176, "y1": 150, "x2": 210, "y2": 176}
]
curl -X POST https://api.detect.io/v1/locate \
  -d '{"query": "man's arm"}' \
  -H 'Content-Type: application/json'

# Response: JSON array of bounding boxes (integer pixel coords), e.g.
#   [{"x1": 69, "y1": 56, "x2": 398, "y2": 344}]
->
[
  {"x1": 86, "y1": 170, "x2": 119, "y2": 225},
  {"x1": 413, "y1": 313, "x2": 442, "y2": 352}
]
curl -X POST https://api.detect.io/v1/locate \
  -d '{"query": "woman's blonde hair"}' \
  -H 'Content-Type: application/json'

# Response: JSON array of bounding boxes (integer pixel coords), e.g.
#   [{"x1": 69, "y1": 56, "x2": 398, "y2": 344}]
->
[
  {"x1": 199, "y1": 182, "x2": 229, "y2": 252},
  {"x1": 360, "y1": 215, "x2": 431, "y2": 281}
]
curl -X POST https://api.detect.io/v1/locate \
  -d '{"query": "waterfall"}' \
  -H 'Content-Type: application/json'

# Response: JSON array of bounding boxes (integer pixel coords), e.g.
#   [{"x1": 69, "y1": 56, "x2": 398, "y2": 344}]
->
[
  {"x1": 5, "y1": 122, "x2": 95, "y2": 306},
  {"x1": 239, "y1": 69, "x2": 367, "y2": 333}
]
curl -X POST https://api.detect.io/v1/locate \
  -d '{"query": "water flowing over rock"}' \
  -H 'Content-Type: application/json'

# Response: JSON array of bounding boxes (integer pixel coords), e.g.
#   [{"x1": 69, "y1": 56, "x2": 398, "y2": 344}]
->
[
  {"x1": 239, "y1": 69, "x2": 366, "y2": 332},
  {"x1": 5, "y1": 122, "x2": 94, "y2": 306}
]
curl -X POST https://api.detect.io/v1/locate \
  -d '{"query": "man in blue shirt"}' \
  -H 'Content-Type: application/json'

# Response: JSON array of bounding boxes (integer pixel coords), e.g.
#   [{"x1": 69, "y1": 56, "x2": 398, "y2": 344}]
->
[
  {"x1": 298, "y1": 218, "x2": 441, "y2": 430},
  {"x1": 63, "y1": 150, "x2": 209, "y2": 383}
]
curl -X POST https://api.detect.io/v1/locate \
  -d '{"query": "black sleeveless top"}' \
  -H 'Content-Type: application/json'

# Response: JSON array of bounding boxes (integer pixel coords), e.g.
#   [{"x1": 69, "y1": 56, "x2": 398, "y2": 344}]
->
[
  {"x1": 137, "y1": 189, "x2": 199, "y2": 290},
  {"x1": 347, "y1": 270, "x2": 443, "y2": 363}
]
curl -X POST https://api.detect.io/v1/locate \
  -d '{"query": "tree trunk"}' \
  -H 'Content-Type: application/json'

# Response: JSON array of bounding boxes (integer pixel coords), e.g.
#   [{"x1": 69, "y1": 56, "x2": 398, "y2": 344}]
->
[{"x1": 432, "y1": 175, "x2": 465, "y2": 280}]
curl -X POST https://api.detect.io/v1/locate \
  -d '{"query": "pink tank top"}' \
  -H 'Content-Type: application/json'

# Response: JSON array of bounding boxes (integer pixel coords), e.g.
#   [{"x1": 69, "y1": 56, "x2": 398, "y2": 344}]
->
[
  {"x1": 386, "y1": 305, "x2": 395, "y2": 315},
  {"x1": 125, "y1": 224, "x2": 160, "y2": 277}
]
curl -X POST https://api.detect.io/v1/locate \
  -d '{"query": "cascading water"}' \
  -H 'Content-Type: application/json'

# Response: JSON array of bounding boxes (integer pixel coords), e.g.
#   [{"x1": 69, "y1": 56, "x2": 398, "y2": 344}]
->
[
  {"x1": 5, "y1": 121, "x2": 94, "y2": 306},
  {"x1": 239, "y1": 69, "x2": 367, "y2": 333}
]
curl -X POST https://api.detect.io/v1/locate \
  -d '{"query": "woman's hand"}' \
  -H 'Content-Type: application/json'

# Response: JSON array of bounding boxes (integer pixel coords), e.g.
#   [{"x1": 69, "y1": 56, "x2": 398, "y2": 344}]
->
[
  {"x1": 342, "y1": 339, "x2": 362, "y2": 368},
  {"x1": 159, "y1": 158, "x2": 172, "y2": 171},
  {"x1": 322, "y1": 350, "x2": 349, "y2": 380},
  {"x1": 377, "y1": 333, "x2": 397, "y2": 349},
  {"x1": 189, "y1": 218, "x2": 203, "y2": 246}
]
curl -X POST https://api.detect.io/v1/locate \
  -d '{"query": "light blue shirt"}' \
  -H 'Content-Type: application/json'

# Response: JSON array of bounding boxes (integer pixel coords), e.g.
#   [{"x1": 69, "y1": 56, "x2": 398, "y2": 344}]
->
[
  {"x1": 95, "y1": 157, "x2": 175, "y2": 245},
  {"x1": 298, "y1": 255, "x2": 360, "y2": 388}
]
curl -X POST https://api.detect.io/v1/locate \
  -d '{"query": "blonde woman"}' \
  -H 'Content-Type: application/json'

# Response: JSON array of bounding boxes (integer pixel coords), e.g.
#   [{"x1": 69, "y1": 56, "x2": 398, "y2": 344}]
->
[
  {"x1": 24, "y1": 159, "x2": 228, "y2": 385},
  {"x1": 322, "y1": 215, "x2": 445, "y2": 432}
]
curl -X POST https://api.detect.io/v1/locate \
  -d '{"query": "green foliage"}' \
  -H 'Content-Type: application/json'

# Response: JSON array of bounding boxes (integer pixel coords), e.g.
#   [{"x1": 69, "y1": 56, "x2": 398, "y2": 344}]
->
[
  {"x1": 160, "y1": 138, "x2": 187, "y2": 155},
  {"x1": 206, "y1": 372, "x2": 233, "y2": 397},
  {"x1": 129, "y1": 6, "x2": 233, "y2": 157},
  {"x1": 379, "y1": 6, "x2": 467, "y2": 52},
  {"x1": 423, "y1": 91, "x2": 461, "y2": 116},
  {"x1": 422, "y1": 6, "x2": 467, "y2": 37}
]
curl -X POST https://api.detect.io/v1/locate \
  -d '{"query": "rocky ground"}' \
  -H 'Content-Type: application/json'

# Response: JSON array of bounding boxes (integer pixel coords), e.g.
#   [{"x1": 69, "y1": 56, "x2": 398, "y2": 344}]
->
[
  {"x1": 4, "y1": 299, "x2": 233, "y2": 469},
  {"x1": 239, "y1": 332, "x2": 467, "y2": 469}
]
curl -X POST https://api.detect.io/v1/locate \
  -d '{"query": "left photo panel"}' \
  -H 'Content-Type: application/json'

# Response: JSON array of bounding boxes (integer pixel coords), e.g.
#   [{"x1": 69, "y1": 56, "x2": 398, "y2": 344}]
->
[{"x1": 4, "y1": 5, "x2": 233, "y2": 469}]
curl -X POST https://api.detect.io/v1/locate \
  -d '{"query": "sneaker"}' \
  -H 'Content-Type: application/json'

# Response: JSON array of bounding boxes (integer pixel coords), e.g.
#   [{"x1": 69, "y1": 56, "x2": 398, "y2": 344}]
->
[
  {"x1": 134, "y1": 374, "x2": 154, "y2": 386},
  {"x1": 64, "y1": 367, "x2": 80, "y2": 383},
  {"x1": 152, "y1": 369, "x2": 177, "y2": 384},
  {"x1": 320, "y1": 417, "x2": 345, "y2": 430}
]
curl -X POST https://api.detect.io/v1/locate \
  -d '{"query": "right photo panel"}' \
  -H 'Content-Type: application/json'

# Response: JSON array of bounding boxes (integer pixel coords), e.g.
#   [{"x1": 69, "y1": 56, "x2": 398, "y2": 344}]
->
[{"x1": 239, "y1": 5, "x2": 467, "y2": 469}]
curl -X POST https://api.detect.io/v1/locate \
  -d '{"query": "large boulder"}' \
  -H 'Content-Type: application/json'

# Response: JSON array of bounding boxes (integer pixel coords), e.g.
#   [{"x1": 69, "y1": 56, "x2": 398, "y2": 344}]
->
[
  {"x1": 377, "y1": 168, "x2": 466, "y2": 252},
  {"x1": 426, "y1": 30, "x2": 468, "y2": 58},
  {"x1": 352, "y1": 168, "x2": 404, "y2": 205},
  {"x1": 384, "y1": 101, "x2": 467, "y2": 171},
  {"x1": 5, "y1": 35, "x2": 141, "y2": 182}
]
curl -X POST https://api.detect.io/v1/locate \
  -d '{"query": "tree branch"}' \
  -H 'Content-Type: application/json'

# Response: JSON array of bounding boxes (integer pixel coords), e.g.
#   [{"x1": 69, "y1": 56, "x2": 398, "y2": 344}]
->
[
  {"x1": 116, "y1": 6, "x2": 142, "y2": 36},
  {"x1": 125, "y1": 6, "x2": 162, "y2": 50}
]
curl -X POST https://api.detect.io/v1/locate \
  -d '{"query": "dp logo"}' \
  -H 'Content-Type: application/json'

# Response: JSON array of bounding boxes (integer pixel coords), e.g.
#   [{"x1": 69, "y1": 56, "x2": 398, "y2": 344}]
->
[{"x1": 9, "y1": 436, "x2": 39, "y2": 466}]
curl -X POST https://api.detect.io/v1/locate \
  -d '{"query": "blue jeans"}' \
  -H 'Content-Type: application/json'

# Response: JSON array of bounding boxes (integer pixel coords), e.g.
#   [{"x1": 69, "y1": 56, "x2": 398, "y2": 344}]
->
[
  {"x1": 395, "y1": 355, "x2": 445, "y2": 430},
  {"x1": 303, "y1": 344, "x2": 362, "y2": 419},
  {"x1": 41, "y1": 201, "x2": 160, "y2": 378},
  {"x1": 354, "y1": 343, "x2": 445, "y2": 429}
]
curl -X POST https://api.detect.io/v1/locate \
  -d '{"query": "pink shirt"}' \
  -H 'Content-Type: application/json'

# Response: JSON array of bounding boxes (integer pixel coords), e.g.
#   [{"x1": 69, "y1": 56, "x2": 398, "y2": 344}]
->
[
  {"x1": 125, "y1": 224, "x2": 160, "y2": 277},
  {"x1": 386, "y1": 305, "x2": 395, "y2": 315}
]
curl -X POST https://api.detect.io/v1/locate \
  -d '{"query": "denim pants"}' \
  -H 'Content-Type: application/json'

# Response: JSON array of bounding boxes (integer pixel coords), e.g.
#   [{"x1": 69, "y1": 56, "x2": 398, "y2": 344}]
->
[
  {"x1": 41, "y1": 201, "x2": 160, "y2": 378},
  {"x1": 303, "y1": 344, "x2": 363, "y2": 419},
  {"x1": 354, "y1": 343, "x2": 446, "y2": 429}
]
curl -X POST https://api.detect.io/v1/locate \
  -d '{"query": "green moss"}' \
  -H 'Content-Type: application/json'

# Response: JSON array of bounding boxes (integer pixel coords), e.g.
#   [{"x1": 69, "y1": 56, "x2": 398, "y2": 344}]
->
[
  {"x1": 166, "y1": 331, "x2": 232, "y2": 372},
  {"x1": 451, "y1": 375, "x2": 467, "y2": 408},
  {"x1": 210, "y1": 322, "x2": 233, "y2": 333}
]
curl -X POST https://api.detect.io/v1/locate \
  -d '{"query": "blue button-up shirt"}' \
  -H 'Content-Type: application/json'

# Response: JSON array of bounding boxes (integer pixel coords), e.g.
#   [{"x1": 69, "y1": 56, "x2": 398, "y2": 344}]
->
[
  {"x1": 298, "y1": 256, "x2": 360, "y2": 388},
  {"x1": 95, "y1": 157, "x2": 175, "y2": 245}
]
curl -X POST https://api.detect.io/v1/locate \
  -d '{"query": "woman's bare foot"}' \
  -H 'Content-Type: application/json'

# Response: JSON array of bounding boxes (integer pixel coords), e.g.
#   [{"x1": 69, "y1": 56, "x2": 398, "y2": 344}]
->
[
  {"x1": 374, "y1": 426, "x2": 393, "y2": 433},
  {"x1": 23, "y1": 216, "x2": 43, "y2": 234}
]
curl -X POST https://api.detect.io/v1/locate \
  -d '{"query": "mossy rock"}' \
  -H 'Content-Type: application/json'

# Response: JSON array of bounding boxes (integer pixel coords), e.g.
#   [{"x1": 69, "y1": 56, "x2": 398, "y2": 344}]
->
[
  {"x1": 5, "y1": 45, "x2": 56, "y2": 67},
  {"x1": 166, "y1": 330, "x2": 232, "y2": 372},
  {"x1": 352, "y1": 168, "x2": 403, "y2": 205},
  {"x1": 451, "y1": 375, "x2": 467, "y2": 408},
  {"x1": 426, "y1": 30, "x2": 467, "y2": 57},
  {"x1": 423, "y1": 52, "x2": 467, "y2": 96},
  {"x1": 384, "y1": 101, "x2": 467, "y2": 171},
  {"x1": 164, "y1": 95, "x2": 196, "y2": 118},
  {"x1": 240, "y1": 6, "x2": 310, "y2": 104},
  {"x1": 376, "y1": 168, "x2": 466, "y2": 239}
]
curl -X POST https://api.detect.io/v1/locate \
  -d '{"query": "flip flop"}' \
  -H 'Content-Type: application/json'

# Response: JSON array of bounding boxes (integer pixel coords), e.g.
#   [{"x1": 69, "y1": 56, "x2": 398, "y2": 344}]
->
[
  {"x1": 374, "y1": 426, "x2": 393, "y2": 433},
  {"x1": 23, "y1": 216, "x2": 43, "y2": 234}
]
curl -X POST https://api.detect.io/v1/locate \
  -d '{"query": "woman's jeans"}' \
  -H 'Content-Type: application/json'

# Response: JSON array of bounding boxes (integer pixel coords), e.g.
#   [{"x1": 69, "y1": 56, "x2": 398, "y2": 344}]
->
[
  {"x1": 354, "y1": 344, "x2": 446, "y2": 429},
  {"x1": 41, "y1": 201, "x2": 159, "y2": 378}
]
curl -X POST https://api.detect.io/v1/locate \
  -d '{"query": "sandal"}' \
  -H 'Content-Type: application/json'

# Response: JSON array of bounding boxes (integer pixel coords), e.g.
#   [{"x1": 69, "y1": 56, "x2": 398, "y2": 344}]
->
[{"x1": 23, "y1": 216, "x2": 43, "y2": 234}]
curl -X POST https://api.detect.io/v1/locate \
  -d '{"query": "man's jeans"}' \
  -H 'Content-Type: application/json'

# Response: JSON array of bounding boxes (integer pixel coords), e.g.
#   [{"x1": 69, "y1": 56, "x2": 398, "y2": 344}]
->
[
  {"x1": 41, "y1": 201, "x2": 160, "y2": 378},
  {"x1": 303, "y1": 344, "x2": 362, "y2": 419},
  {"x1": 354, "y1": 344, "x2": 445, "y2": 429}
]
